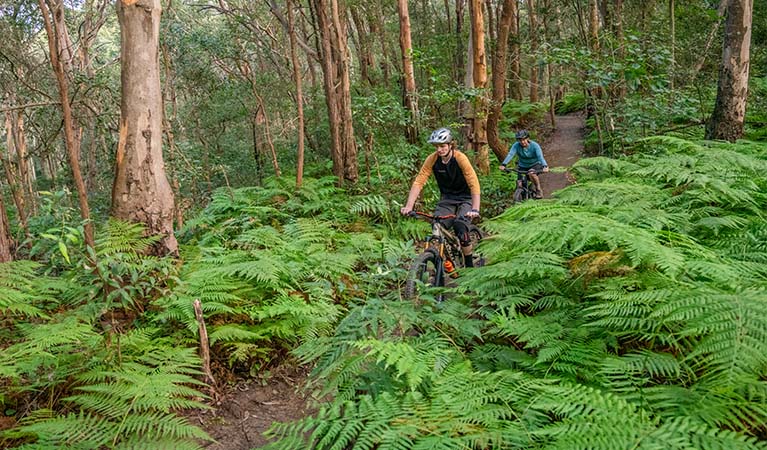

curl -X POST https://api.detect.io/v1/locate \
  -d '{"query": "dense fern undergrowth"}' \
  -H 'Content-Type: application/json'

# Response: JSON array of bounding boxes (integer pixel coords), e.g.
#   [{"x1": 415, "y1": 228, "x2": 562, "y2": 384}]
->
[{"x1": 1, "y1": 136, "x2": 767, "y2": 449}]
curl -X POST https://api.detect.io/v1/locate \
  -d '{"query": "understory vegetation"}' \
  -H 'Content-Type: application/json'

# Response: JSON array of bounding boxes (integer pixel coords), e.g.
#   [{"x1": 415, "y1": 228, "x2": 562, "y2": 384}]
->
[{"x1": 1, "y1": 136, "x2": 766, "y2": 449}]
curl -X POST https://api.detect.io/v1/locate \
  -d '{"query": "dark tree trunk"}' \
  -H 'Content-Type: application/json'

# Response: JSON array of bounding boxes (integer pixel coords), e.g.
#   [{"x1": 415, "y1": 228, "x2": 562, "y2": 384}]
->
[{"x1": 488, "y1": 0, "x2": 514, "y2": 162}]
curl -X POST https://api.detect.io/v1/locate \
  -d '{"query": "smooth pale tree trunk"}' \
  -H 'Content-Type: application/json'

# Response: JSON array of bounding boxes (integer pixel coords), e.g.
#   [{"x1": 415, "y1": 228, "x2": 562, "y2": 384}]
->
[
  {"x1": 487, "y1": 0, "x2": 515, "y2": 162},
  {"x1": 38, "y1": 0, "x2": 95, "y2": 250},
  {"x1": 287, "y1": 0, "x2": 306, "y2": 189},
  {"x1": 469, "y1": 0, "x2": 490, "y2": 174},
  {"x1": 706, "y1": 0, "x2": 754, "y2": 142},
  {"x1": 398, "y1": 0, "x2": 419, "y2": 144},
  {"x1": 113, "y1": 0, "x2": 178, "y2": 256}
]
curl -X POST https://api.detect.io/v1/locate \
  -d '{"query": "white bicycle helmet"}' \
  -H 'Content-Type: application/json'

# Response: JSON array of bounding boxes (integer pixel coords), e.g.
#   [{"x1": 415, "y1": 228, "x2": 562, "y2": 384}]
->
[{"x1": 427, "y1": 127, "x2": 453, "y2": 144}]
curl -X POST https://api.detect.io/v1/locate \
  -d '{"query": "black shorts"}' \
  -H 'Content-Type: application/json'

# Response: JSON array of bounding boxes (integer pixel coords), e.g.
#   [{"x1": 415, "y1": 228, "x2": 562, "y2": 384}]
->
[{"x1": 517, "y1": 163, "x2": 545, "y2": 180}]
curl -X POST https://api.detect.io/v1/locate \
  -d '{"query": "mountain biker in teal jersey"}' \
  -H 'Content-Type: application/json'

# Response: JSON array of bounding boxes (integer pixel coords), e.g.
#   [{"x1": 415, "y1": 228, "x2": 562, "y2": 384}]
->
[{"x1": 498, "y1": 130, "x2": 549, "y2": 199}]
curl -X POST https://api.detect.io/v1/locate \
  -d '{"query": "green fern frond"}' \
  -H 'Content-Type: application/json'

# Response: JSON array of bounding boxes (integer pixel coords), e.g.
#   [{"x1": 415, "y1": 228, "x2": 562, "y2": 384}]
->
[
  {"x1": 95, "y1": 219, "x2": 160, "y2": 257},
  {"x1": 637, "y1": 135, "x2": 706, "y2": 155},
  {"x1": 0, "y1": 261, "x2": 48, "y2": 318},
  {"x1": 353, "y1": 335, "x2": 456, "y2": 389},
  {"x1": 350, "y1": 194, "x2": 391, "y2": 219}
]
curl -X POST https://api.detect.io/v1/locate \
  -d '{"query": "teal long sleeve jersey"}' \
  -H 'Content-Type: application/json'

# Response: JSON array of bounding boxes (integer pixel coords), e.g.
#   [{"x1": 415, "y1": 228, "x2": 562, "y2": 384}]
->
[{"x1": 501, "y1": 140, "x2": 548, "y2": 168}]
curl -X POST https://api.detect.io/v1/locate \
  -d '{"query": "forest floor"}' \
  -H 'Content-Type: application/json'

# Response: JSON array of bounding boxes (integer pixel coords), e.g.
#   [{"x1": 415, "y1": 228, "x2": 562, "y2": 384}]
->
[{"x1": 194, "y1": 112, "x2": 586, "y2": 450}]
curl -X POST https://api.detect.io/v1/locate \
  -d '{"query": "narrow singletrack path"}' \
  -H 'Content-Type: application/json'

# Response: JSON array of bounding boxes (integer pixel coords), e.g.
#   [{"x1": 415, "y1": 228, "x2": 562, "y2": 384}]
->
[{"x1": 540, "y1": 112, "x2": 586, "y2": 197}]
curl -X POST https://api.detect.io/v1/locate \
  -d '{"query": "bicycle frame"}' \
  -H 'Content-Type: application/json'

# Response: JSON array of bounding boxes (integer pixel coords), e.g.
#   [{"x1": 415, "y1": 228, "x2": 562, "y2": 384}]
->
[
  {"x1": 415, "y1": 213, "x2": 463, "y2": 268},
  {"x1": 504, "y1": 168, "x2": 542, "y2": 203},
  {"x1": 404, "y1": 211, "x2": 483, "y2": 301}
]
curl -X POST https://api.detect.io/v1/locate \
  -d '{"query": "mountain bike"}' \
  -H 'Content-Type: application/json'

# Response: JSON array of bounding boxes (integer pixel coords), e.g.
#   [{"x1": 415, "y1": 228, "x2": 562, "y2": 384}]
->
[
  {"x1": 403, "y1": 212, "x2": 483, "y2": 301},
  {"x1": 504, "y1": 168, "x2": 544, "y2": 203}
]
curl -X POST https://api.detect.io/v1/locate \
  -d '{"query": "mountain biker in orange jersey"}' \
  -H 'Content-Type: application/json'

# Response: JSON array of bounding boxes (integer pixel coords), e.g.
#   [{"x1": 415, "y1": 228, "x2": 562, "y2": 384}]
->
[
  {"x1": 499, "y1": 129, "x2": 549, "y2": 199},
  {"x1": 400, "y1": 127, "x2": 481, "y2": 267}
]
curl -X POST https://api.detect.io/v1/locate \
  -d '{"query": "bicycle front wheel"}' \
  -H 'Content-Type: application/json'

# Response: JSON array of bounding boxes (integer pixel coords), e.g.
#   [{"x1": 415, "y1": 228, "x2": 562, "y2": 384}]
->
[
  {"x1": 513, "y1": 187, "x2": 525, "y2": 203},
  {"x1": 404, "y1": 249, "x2": 444, "y2": 300}
]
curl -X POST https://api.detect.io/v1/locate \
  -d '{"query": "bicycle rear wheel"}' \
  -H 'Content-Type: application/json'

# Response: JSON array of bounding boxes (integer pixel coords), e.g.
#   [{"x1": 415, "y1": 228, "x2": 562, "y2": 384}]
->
[{"x1": 404, "y1": 249, "x2": 444, "y2": 300}]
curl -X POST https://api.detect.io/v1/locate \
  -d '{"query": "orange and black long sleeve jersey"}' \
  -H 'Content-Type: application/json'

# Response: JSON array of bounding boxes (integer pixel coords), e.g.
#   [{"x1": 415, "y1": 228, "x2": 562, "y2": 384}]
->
[{"x1": 412, "y1": 151, "x2": 481, "y2": 200}]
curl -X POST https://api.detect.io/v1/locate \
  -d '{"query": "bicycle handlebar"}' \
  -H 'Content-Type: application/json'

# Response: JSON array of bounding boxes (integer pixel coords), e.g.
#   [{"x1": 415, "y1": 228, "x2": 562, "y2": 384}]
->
[
  {"x1": 407, "y1": 211, "x2": 480, "y2": 222},
  {"x1": 407, "y1": 211, "x2": 457, "y2": 220},
  {"x1": 501, "y1": 168, "x2": 544, "y2": 175}
]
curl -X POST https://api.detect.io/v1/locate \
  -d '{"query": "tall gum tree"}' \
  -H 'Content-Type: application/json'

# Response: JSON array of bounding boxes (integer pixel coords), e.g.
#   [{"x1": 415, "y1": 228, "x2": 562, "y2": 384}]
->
[
  {"x1": 706, "y1": 0, "x2": 754, "y2": 142},
  {"x1": 112, "y1": 0, "x2": 178, "y2": 256}
]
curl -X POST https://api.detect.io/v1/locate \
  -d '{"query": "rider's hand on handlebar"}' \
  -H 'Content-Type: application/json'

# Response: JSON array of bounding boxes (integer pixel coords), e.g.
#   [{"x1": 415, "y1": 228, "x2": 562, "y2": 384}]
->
[
  {"x1": 498, "y1": 165, "x2": 506, "y2": 171},
  {"x1": 542, "y1": 166, "x2": 550, "y2": 173},
  {"x1": 400, "y1": 206, "x2": 413, "y2": 216},
  {"x1": 466, "y1": 209, "x2": 479, "y2": 219}
]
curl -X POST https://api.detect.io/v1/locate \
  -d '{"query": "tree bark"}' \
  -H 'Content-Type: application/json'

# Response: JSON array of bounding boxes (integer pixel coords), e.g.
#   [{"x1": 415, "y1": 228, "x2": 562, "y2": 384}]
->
[
  {"x1": 528, "y1": 0, "x2": 539, "y2": 103},
  {"x1": 706, "y1": 0, "x2": 754, "y2": 142},
  {"x1": 615, "y1": 0, "x2": 626, "y2": 98},
  {"x1": 487, "y1": 0, "x2": 514, "y2": 162},
  {"x1": 589, "y1": 0, "x2": 600, "y2": 52},
  {"x1": 469, "y1": 0, "x2": 489, "y2": 174},
  {"x1": 112, "y1": 0, "x2": 178, "y2": 256},
  {"x1": 0, "y1": 190, "x2": 12, "y2": 262},
  {"x1": 398, "y1": 0, "x2": 420, "y2": 144},
  {"x1": 669, "y1": 0, "x2": 675, "y2": 91},
  {"x1": 310, "y1": 0, "x2": 358, "y2": 185},
  {"x1": 287, "y1": 0, "x2": 306, "y2": 189},
  {"x1": 38, "y1": 0, "x2": 95, "y2": 250},
  {"x1": 509, "y1": 0, "x2": 522, "y2": 100}
]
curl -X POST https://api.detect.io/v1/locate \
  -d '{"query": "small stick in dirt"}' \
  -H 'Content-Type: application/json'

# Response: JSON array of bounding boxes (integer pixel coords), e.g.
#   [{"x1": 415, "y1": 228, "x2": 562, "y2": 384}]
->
[{"x1": 193, "y1": 299, "x2": 217, "y2": 387}]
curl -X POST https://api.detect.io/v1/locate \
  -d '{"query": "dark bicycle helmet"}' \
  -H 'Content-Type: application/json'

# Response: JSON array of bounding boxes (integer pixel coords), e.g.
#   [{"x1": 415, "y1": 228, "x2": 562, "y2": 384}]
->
[
  {"x1": 427, "y1": 127, "x2": 453, "y2": 144},
  {"x1": 515, "y1": 129, "x2": 530, "y2": 140}
]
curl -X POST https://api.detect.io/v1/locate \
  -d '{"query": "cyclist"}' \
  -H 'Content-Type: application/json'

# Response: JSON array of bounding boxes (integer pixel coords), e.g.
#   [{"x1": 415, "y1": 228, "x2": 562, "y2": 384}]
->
[
  {"x1": 498, "y1": 129, "x2": 549, "y2": 199},
  {"x1": 400, "y1": 127, "x2": 481, "y2": 267}
]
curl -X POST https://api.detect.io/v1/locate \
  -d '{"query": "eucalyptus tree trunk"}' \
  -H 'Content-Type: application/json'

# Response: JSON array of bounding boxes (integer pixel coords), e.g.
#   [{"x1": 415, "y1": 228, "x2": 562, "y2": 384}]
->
[
  {"x1": 487, "y1": 0, "x2": 514, "y2": 162},
  {"x1": 113, "y1": 0, "x2": 178, "y2": 256},
  {"x1": 589, "y1": 0, "x2": 600, "y2": 52},
  {"x1": 350, "y1": 8, "x2": 375, "y2": 86},
  {"x1": 509, "y1": 0, "x2": 522, "y2": 100},
  {"x1": 2, "y1": 112, "x2": 29, "y2": 237},
  {"x1": 528, "y1": 0, "x2": 539, "y2": 103},
  {"x1": 398, "y1": 0, "x2": 419, "y2": 144},
  {"x1": 706, "y1": 0, "x2": 754, "y2": 142},
  {"x1": 669, "y1": 0, "x2": 675, "y2": 91},
  {"x1": 0, "y1": 191, "x2": 12, "y2": 262},
  {"x1": 38, "y1": 0, "x2": 95, "y2": 250},
  {"x1": 310, "y1": 0, "x2": 358, "y2": 184},
  {"x1": 287, "y1": 0, "x2": 306, "y2": 189},
  {"x1": 469, "y1": 0, "x2": 489, "y2": 174},
  {"x1": 454, "y1": 0, "x2": 465, "y2": 85},
  {"x1": 615, "y1": 0, "x2": 626, "y2": 98}
]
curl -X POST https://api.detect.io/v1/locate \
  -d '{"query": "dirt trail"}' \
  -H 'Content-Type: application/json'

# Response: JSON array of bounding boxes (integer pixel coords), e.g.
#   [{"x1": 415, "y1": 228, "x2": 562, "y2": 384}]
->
[
  {"x1": 540, "y1": 112, "x2": 585, "y2": 197},
  {"x1": 194, "y1": 366, "x2": 314, "y2": 449}
]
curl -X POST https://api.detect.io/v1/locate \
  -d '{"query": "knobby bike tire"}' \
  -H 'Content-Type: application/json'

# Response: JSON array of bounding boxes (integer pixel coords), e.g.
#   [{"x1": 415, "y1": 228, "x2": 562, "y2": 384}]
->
[
  {"x1": 404, "y1": 249, "x2": 443, "y2": 300},
  {"x1": 513, "y1": 187, "x2": 526, "y2": 203}
]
